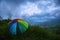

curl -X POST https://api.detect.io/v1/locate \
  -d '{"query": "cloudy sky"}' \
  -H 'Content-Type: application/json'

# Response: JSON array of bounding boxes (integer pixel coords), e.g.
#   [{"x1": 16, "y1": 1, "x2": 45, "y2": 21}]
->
[{"x1": 0, "y1": 0, "x2": 60, "y2": 24}]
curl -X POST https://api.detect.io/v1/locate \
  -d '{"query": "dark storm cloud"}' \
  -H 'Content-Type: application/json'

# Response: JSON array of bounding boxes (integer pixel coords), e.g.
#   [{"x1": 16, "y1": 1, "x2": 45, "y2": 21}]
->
[
  {"x1": 0, "y1": 0, "x2": 1, "y2": 1},
  {"x1": 56, "y1": 0, "x2": 60, "y2": 4},
  {"x1": 54, "y1": 0, "x2": 60, "y2": 6},
  {"x1": 0, "y1": 0, "x2": 60, "y2": 23},
  {"x1": 28, "y1": 0, "x2": 40, "y2": 2},
  {"x1": 5, "y1": 0, "x2": 26, "y2": 4},
  {"x1": 3, "y1": 0, "x2": 39, "y2": 4}
]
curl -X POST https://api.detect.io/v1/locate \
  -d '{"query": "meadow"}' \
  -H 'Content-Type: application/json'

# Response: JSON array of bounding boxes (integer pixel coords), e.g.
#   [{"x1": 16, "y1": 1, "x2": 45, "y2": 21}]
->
[{"x1": 0, "y1": 19, "x2": 60, "y2": 40}]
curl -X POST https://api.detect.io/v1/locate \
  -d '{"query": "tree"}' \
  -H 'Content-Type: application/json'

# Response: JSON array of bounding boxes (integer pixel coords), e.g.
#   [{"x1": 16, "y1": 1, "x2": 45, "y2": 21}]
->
[
  {"x1": 8, "y1": 13, "x2": 12, "y2": 20},
  {"x1": 0, "y1": 16, "x2": 2, "y2": 21}
]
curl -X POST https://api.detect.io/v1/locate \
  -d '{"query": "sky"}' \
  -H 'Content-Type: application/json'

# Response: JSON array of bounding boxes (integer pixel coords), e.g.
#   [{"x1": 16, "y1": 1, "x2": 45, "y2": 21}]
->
[{"x1": 0, "y1": 0, "x2": 60, "y2": 24}]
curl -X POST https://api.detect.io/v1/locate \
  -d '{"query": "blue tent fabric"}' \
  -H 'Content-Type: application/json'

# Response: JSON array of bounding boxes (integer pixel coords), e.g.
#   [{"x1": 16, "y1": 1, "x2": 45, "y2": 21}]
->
[
  {"x1": 9, "y1": 22, "x2": 17, "y2": 35},
  {"x1": 9, "y1": 19, "x2": 28, "y2": 35}
]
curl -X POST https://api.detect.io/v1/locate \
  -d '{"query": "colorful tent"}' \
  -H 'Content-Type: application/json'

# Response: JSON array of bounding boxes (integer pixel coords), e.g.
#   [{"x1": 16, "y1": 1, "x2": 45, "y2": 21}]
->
[{"x1": 9, "y1": 19, "x2": 28, "y2": 35}]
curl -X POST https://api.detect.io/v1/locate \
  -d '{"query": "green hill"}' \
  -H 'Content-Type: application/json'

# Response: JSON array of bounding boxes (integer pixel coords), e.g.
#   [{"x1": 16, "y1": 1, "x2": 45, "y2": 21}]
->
[{"x1": 0, "y1": 20, "x2": 60, "y2": 40}]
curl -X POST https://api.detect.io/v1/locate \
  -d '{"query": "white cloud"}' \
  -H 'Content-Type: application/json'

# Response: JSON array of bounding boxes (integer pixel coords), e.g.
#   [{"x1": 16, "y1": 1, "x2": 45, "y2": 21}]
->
[
  {"x1": 16, "y1": 2, "x2": 42, "y2": 16},
  {"x1": 0, "y1": 0, "x2": 60, "y2": 23},
  {"x1": 12, "y1": 0, "x2": 60, "y2": 23}
]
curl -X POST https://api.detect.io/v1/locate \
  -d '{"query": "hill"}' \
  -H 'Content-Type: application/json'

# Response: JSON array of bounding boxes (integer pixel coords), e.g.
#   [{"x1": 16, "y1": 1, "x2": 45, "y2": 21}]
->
[{"x1": 0, "y1": 19, "x2": 60, "y2": 40}]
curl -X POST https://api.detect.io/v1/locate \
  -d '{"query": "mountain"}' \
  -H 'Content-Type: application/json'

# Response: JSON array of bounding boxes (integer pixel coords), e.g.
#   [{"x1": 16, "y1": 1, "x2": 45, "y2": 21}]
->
[{"x1": 30, "y1": 18, "x2": 60, "y2": 26}]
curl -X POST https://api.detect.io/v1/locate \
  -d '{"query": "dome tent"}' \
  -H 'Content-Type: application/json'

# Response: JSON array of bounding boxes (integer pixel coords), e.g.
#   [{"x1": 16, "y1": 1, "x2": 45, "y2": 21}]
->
[{"x1": 9, "y1": 19, "x2": 28, "y2": 35}]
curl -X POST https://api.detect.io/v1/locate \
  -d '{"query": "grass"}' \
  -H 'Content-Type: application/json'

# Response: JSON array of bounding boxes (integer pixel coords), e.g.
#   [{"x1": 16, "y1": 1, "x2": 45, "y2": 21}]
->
[{"x1": 0, "y1": 20, "x2": 60, "y2": 40}]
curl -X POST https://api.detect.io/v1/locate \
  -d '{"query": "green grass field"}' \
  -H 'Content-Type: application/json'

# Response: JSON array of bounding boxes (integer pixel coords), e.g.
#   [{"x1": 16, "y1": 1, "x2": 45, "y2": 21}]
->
[{"x1": 0, "y1": 20, "x2": 60, "y2": 40}]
